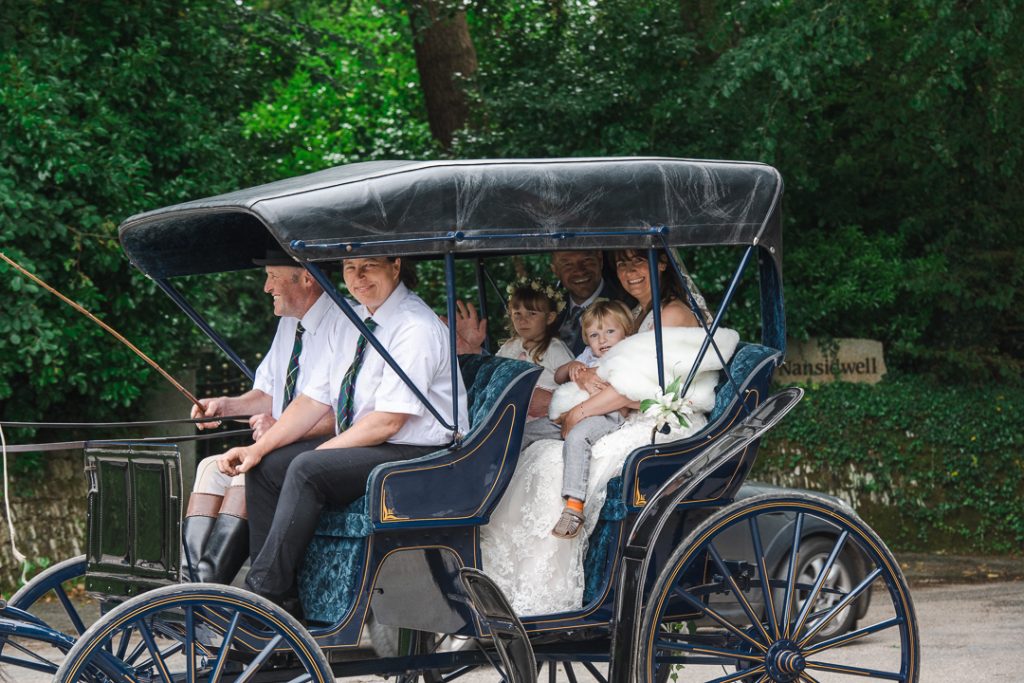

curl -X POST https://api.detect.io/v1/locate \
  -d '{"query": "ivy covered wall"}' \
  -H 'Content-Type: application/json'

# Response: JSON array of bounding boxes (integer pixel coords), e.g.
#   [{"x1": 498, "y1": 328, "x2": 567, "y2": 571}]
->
[{"x1": 0, "y1": 453, "x2": 87, "y2": 595}]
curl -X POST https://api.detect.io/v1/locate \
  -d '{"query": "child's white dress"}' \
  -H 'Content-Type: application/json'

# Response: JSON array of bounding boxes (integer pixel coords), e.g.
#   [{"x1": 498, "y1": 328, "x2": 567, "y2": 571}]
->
[{"x1": 495, "y1": 337, "x2": 574, "y2": 393}]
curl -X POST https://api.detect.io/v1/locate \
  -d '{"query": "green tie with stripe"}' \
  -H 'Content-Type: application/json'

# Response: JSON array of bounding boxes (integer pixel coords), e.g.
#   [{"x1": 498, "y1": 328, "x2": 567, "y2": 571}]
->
[
  {"x1": 336, "y1": 317, "x2": 378, "y2": 432},
  {"x1": 282, "y1": 321, "x2": 304, "y2": 410}
]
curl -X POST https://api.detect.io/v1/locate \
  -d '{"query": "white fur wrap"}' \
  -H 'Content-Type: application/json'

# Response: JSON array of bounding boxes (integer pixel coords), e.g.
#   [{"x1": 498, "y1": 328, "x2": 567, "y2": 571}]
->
[{"x1": 548, "y1": 327, "x2": 739, "y2": 420}]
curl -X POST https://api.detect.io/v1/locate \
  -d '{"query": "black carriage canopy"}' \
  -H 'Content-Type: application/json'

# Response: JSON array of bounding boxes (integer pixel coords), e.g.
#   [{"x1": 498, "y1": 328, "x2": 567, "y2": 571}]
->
[{"x1": 118, "y1": 157, "x2": 783, "y2": 278}]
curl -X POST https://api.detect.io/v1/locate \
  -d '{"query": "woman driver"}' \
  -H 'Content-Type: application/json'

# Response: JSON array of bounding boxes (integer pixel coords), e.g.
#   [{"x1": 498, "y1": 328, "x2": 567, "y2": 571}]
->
[{"x1": 216, "y1": 256, "x2": 468, "y2": 608}]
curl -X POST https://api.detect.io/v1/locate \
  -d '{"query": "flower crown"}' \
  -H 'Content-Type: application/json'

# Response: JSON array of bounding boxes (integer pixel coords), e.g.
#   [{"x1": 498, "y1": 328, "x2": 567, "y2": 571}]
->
[{"x1": 506, "y1": 277, "x2": 566, "y2": 313}]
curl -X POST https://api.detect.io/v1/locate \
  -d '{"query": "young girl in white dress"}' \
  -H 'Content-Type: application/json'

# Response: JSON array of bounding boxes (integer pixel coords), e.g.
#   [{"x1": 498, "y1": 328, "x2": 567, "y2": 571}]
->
[{"x1": 495, "y1": 278, "x2": 575, "y2": 402}]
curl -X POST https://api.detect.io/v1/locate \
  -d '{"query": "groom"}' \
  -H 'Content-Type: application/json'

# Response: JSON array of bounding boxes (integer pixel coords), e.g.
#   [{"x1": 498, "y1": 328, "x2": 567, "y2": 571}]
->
[{"x1": 549, "y1": 250, "x2": 632, "y2": 355}]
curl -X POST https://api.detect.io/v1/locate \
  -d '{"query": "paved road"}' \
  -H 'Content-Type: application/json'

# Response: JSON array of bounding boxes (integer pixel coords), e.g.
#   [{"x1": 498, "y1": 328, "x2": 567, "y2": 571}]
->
[{"x1": 8, "y1": 580, "x2": 1023, "y2": 681}]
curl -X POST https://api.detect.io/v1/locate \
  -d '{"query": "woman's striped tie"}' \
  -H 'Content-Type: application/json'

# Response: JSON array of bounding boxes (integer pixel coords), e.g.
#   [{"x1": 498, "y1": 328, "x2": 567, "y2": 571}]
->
[{"x1": 336, "y1": 318, "x2": 378, "y2": 432}]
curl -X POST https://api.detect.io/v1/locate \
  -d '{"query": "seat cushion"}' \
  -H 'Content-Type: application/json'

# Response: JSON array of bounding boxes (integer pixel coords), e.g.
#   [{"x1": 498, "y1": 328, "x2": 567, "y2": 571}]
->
[{"x1": 313, "y1": 495, "x2": 373, "y2": 538}]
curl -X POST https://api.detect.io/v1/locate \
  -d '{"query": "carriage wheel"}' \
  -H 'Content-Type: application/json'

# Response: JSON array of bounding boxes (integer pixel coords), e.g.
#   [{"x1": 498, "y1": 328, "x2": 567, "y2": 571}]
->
[
  {"x1": 0, "y1": 555, "x2": 89, "y2": 675},
  {"x1": 775, "y1": 536, "x2": 861, "y2": 643},
  {"x1": 638, "y1": 492, "x2": 919, "y2": 682},
  {"x1": 53, "y1": 583, "x2": 333, "y2": 683},
  {"x1": 8, "y1": 554, "x2": 91, "y2": 633}
]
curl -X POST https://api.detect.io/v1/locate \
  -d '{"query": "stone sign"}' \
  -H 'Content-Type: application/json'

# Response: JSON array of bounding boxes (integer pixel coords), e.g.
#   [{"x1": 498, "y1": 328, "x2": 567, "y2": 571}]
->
[{"x1": 776, "y1": 337, "x2": 887, "y2": 384}]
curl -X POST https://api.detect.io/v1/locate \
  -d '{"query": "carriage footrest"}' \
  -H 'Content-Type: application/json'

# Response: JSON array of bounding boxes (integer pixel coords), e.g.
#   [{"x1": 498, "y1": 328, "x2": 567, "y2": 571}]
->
[{"x1": 458, "y1": 568, "x2": 536, "y2": 683}]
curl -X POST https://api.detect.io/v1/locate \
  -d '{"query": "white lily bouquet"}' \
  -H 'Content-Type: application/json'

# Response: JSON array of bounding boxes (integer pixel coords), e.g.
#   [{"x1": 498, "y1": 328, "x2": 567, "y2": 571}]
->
[{"x1": 640, "y1": 376, "x2": 694, "y2": 432}]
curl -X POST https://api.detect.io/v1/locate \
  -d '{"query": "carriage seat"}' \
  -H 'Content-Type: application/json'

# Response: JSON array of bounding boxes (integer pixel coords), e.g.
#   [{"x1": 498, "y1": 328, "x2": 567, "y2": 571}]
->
[
  {"x1": 306, "y1": 354, "x2": 536, "y2": 539},
  {"x1": 299, "y1": 354, "x2": 536, "y2": 622}
]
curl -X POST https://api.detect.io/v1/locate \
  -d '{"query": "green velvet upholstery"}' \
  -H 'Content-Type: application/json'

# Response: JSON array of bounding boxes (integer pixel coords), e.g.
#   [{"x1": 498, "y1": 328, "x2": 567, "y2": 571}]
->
[
  {"x1": 299, "y1": 497, "x2": 371, "y2": 622},
  {"x1": 582, "y1": 477, "x2": 626, "y2": 604},
  {"x1": 709, "y1": 343, "x2": 778, "y2": 423},
  {"x1": 459, "y1": 354, "x2": 538, "y2": 427},
  {"x1": 298, "y1": 536, "x2": 367, "y2": 624},
  {"x1": 308, "y1": 496, "x2": 374, "y2": 539},
  {"x1": 298, "y1": 354, "x2": 536, "y2": 624}
]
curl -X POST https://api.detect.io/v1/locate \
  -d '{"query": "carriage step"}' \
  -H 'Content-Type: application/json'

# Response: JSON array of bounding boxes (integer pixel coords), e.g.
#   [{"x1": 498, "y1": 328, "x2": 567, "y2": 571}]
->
[{"x1": 458, "y1": 568, "x2": 537, "y2": 683}]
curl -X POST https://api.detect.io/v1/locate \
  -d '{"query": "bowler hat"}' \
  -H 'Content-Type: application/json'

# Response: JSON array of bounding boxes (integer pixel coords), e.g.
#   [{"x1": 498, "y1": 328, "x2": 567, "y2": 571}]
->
[{"x1": 253, "y1": 248, "x2": 300, "y2": 267}]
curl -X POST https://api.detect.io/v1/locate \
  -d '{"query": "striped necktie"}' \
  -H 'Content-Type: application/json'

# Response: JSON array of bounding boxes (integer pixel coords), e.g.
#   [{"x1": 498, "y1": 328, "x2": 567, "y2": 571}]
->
[
  {"x1": 565, "y1": 305, "x2": 585, "y2": 343},
  {"x1": 282, "y1": 321, "x2": 305, "y2": 410},
  {"x1": 568, "y1": 304, "x2": 585, "y2": 330},
  {"x1": 336, "y1": 317, "x2": 378, "y2": 432}
]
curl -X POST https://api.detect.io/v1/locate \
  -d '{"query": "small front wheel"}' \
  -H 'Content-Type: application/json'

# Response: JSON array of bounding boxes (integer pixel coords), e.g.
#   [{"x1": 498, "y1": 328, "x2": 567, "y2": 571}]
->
[
  {"x1": 54, "y1": 583, "x2": 333, "y2": 683},
  {"x1": 8, "y1": 554, "x2": 91, "y2": 634},
  {"x1": 0, "y1": 555, "x2": 90, "y2": 675},
  {"x1": 638, "y1": 492, "x2": 920, "y2": 682}
]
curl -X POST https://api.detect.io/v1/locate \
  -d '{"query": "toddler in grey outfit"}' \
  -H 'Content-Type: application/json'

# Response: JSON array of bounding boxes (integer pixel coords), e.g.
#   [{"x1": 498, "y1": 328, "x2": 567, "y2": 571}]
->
[{"x1": 519, "y1": 300, "x2": 636, "y2": 538}]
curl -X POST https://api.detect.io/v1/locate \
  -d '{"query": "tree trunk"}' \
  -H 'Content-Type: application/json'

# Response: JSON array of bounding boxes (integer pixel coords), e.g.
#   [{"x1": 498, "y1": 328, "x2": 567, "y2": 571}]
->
[
  {"x1": 680, "y1": 0, "x2": 729, "y2": 62},
  {"x1": 406, "y1": 0, "x2": 478, "y2": 148}
]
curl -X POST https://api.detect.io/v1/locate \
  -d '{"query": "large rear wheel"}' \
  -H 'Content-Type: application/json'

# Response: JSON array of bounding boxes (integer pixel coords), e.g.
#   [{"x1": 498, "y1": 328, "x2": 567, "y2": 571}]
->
[{"x1": 638, "y1": 493, "x2": 919, "y2": 682}]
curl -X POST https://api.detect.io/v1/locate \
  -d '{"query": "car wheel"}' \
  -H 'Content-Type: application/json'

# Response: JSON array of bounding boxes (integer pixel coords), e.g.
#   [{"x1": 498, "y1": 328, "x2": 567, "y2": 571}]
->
[{"x1": 776, "y1": 535, "x2": 859, "y2": 642}]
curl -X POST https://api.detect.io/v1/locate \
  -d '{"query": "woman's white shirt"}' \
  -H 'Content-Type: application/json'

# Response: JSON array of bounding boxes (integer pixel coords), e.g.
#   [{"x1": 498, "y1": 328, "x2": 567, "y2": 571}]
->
[
  {"x1": 302, "y1": 283, "x2": 469, "y2": 446},
  {"x1": 253, "y1": 292, "x2": 343, "y2": 418}
]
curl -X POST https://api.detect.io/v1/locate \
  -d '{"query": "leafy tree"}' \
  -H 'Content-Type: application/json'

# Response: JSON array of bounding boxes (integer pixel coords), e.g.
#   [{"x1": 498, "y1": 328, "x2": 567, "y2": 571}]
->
[
  {"x1": 240, "y1": 0, "x2": 436, "y2": 179},
  {"x1": 0, "y1": 1, "x2": 300, "y2": 433},
  {"x1": 455, "y1": 0, "x2": 1024, "y2": 380}
]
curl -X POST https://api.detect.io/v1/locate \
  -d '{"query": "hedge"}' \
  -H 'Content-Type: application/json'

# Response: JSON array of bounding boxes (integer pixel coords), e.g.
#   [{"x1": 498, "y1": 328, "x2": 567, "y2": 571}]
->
[{"x1": 754, "y1": 375, "x2": 1024, "y2": 554}]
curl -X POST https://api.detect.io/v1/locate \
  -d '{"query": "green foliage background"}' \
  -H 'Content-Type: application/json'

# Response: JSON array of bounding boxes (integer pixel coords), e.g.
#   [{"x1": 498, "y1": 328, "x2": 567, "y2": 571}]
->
[
  {"x1": 756, "y1": 376, "x2": 1024, "y2": 553},
  {"x1": 1, "y1": 0, "x2": 1022, "y2": 551},
  {"x1": 0, "y1": 2, "x2": 287, "y2": 408}
]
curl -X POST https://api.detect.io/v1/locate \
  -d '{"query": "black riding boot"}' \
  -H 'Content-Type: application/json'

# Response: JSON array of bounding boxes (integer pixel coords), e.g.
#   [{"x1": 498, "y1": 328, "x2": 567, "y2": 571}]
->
[
  {"x1": 195, "y1": 512, "x2": 249, "y2": 584},
  {"x1": 181, "y1": 515, "x2": 215, "y2": 581},
  {"x1": 195, "y1": 484, "x2": 249, "y2": 584},
  {"x1": 181, "y1": 492, "x2": 222, "y2": 582}
]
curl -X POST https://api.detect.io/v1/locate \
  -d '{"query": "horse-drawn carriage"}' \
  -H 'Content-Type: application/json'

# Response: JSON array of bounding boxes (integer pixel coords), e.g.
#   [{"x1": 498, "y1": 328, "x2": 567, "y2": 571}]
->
[{"x1": 0, "y1": 157, "x2": 919, "y2": 682}]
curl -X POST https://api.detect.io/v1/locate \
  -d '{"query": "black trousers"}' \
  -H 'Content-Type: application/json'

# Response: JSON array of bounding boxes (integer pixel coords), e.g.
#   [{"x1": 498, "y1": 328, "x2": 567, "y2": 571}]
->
[{"x1": 244, "y1": 440, "x2": 436, "y2": 599}]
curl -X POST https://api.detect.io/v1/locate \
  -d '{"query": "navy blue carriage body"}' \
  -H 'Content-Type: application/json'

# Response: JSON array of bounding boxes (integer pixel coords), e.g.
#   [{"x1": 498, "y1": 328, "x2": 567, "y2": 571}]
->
[
  {"x1": 295, "y1": 343, "x2": 780, "y2": 650},
  {"x1": 111, "y1": 156, "x2": 789, "y2": 650}
]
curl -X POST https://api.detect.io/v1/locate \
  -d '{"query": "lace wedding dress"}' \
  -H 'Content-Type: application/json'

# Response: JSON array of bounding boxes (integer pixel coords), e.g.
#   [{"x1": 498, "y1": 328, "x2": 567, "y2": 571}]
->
[
  {"x1": 479, "y1": 412, "x2": 707, "y2": 616},
  {"x1": 479, "y1": 324, "x2": 741, "y2": 616}
]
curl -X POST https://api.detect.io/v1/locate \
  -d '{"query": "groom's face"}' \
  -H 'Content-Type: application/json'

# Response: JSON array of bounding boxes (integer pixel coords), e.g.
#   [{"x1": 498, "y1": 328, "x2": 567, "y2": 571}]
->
[{"x1": 551, "y1": 251, "x2": 602, "y2": 303}]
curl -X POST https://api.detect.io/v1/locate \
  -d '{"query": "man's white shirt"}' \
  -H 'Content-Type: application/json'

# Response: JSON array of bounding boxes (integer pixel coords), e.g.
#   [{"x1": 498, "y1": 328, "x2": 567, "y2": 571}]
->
[{"x1": 253, "y1": 292, "x2": 343, "y2": 418}]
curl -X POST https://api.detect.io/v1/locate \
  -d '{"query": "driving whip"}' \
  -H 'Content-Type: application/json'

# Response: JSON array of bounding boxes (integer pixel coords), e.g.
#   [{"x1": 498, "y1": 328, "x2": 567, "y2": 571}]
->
[{"x1": 0, "y1": 250, "x2": 203, "y2": 410}]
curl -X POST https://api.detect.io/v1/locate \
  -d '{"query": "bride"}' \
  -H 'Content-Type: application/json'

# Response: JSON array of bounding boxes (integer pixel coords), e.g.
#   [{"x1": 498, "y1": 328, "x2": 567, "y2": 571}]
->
[{"x1": 480, "y1": 251, "x2": 737, "y2": 616}]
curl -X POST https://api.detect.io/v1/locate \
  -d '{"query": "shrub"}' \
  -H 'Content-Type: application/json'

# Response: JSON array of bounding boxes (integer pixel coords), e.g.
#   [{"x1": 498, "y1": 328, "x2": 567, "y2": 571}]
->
[{"x1": 755, "y1": 375, "x2": 1024, "y2": 554}]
